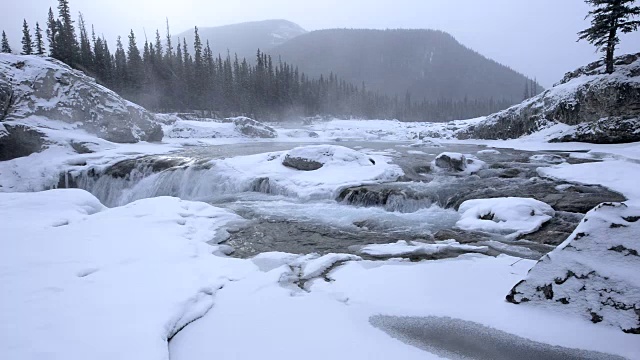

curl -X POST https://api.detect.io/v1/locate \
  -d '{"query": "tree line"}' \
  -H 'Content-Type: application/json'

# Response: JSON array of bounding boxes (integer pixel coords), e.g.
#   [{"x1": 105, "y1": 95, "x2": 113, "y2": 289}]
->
[{"x1": 2, "y1": 0, "x2": 518, "y2": 122}]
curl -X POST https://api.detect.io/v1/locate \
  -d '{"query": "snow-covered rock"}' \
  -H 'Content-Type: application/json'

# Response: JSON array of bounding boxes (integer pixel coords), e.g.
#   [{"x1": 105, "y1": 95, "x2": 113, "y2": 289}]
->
[
  {"x1": 282, "y1": 145, "x2": 375, "y2": 171},
  {"x1": 456, "y1": 197, "x2": 555, "y2": 239},
  {"x1": 529, "y1": 154, "x2": 566, "y2": 164},
  {"x1": 506, "y1": 202, "x2": 640, "y2": 334},
  {"x1": 229, "y1": 116, "x2": 277, "y2": 138},
  {"x1": 0, "y1": 54, "x2": 162, "y2": 149},
  {"x1": 458, "y1": 52, "x2": 640, "y2": 143},
  {"x1": 163, "y1": 116, "x2": 277, "y2": 139},
  {"x1": 359, "y1": 240, "x2": 489, "y2": 258},
  {"x1": 432, "y1": 152, "x2": 486, "y2": 174}
]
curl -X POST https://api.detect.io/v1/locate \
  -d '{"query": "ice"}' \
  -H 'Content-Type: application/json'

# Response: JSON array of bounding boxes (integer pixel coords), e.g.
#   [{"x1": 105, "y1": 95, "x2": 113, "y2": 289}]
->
[
  {"x1": 359, "y1": 240, "x2": 489, "y2": 258},
  {"x1": 456, "y1": 197, "x2": 555, "y2": 239}
]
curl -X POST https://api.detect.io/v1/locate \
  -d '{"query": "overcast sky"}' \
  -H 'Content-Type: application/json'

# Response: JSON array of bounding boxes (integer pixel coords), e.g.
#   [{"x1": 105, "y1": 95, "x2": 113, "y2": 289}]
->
[{"x1": 3, "y1": 0, "x2": 639, "y2": 86}]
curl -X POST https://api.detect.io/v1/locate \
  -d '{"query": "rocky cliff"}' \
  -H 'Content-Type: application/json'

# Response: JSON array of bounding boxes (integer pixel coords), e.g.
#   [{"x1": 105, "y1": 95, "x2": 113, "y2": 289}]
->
[
  {"x1": 506, "y1": 202, "x2": 640, "y2": 334},
  {"x1": 458, "y1": 53, "x2": 640, "y2": 143},
  {"x1": 0, "y1": 54, "x2": 162, "y2": 160}
]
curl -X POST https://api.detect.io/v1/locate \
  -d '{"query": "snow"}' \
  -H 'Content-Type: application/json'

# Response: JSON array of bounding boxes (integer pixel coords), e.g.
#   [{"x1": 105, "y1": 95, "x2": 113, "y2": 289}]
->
[
  {"x1": 538, "y1": 160, "x2": 639, "y2": 206},
  {"x1": 431, "y1": 152, "x2": 487, "y2": 174},
  {"x1": 284, "y1": 144, "x2": 375, "y2": 167},
  {"x1": 456, "y1": 197, "x2": 555, "y2": 239},
  {"x1": 0, "y1": 189, "x2": 257, "y2": 360},
  {"x1": 477, "y1": 149, "x2": 501, "y2": 155},
  {"x1": 359, "y1": 240, "x2": 489, "y2": 258},
  {"x1": 171, "y1": 254, "x2": 640, "y2": 360},
  {"x1": 508, "y1": 202, "x2": 640, "y2": 332}
]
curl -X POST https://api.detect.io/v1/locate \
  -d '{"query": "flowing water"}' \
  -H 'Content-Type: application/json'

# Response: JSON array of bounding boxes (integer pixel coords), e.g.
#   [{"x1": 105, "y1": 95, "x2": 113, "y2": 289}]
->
[{"x1": 61, "y1": 141, "x2": 625, "y2": 259}]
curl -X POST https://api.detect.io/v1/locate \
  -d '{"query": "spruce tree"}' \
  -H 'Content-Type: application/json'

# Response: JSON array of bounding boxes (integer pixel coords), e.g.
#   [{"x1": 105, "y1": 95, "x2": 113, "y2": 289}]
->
[
  {"x1": 578, "y1": 0, "x2": 640, "y2": 73},
  {"x1": 77, "y1": 13, "x2": 94, "y2": 72},
  {"x1": 1, "y1": 31, "x2": 11, "y2": 53},
  {"x1": 34, "y1": 22, "x2": 45, "y2": 55},
  {"x1": 21, "y1": 20, "x2": 33, "y2": 55},
  {"x1": 46, "y1": 8, "x2": 58, "y2": 57},
  {"x1": 56, "y1": 0, "x2": 78, "y2": 65},
  {"x1": 126, "y1": 30, "x2": 144, "y2": 95}
]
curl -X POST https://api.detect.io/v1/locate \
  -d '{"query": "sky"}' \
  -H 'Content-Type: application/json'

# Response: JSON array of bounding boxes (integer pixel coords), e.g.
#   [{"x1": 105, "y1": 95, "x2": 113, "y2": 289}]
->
[{"x1": 2, "y1": 0, "x2": 639, "y2": 87}]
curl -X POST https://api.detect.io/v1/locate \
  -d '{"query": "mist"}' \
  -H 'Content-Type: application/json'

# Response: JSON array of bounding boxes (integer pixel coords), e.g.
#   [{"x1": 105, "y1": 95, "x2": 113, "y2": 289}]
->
[{"x1": 2, "y1": 0, "x2": 639, "y2": 87}]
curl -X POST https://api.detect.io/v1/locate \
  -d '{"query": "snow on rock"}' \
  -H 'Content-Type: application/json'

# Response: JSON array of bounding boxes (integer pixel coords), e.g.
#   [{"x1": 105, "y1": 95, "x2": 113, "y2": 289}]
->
[
  {"x1": 229, "y1": 116, "x2": 277, "y2": 138},
  {"x1": 282, "y1": 145, "x2": 375, "y2": 171},
  {"x1": 477, "y1": 149, "x2": 501, "y2": 155},
  {"x1": 530, "y1": 154, "x2": 566, "y2": 164},
  {"x1": 105, "y1": 147, "x2": 402, "y2": 205},
  {"x1": 164, "y1": 116, "x2": 277, "y2": 139},
  {"x1": 456, "y1": 197, "x2": 555, "y2": 239},
  {"x1": 0, "y1": 54, "x2": 162, "y2": 150},
  {"x1": 506, "y1": 202, "x2": 640, "y2": 334},
  {"x1": 359, "y1": 240, "x2": 489, "y2": 258},
  {"x1": 0, "y1": 189, "x2": 256, "y2": 360},
  {"x1": 299, "y1": 253, "x2": 362, "y2": 280},
  {"x1": 432, "y1": 152, "x2": 486, "y2": 174},
  {"x1": 458, "y1": 52, "x2": 640, "y2": 143}
]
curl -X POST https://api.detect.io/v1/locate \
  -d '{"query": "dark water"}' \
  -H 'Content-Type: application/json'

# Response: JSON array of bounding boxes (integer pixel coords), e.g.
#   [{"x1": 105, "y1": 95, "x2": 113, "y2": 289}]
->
[{"x1": 370, "y1": 316, "x2": 625, "y2": 360}]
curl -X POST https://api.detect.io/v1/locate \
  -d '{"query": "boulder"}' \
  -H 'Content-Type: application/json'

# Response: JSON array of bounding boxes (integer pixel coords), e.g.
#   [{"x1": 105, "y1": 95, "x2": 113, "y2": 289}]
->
[
  {"x1": 0, "y1": 124, "x2": 47, "y2": 161},
  {"x1": 282, "y1": 145, "x2": 375, "y2": 171},
  {"x1": 230, "y1": 117, "x2": 277, "y2": 138},
  {"x1": 434, "y1": 152, "x2": 467, "y2": 171},
  {"x1": 458, "y1": 53, "x2": 640, "y2": 143},
  {"x1": 0, "y1": 54, "x2": 163, "y2": 145},
  {"x1": 506, "y1": 202, "x2": 640, "y2": 334}
]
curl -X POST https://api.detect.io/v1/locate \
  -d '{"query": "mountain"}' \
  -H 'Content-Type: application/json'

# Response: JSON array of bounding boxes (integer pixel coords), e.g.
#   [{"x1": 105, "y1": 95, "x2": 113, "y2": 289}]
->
[
  {"x1": 270, "y1": 29, "x2": 541, "y2": 102},
  {"x1": 175, "y1": 19, "x2": 307, "y2": 61}
]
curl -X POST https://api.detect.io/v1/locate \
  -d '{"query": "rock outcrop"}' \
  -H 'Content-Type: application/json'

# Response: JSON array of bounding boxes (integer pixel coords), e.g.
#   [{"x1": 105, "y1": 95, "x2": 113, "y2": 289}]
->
[
  {"x1": 230, "y1": 117, "x2": 277, "y2": 138},
  {"x1": 282, "y1": 145, "x2": 375, "y2": 171},
  {"x1": 506, "y1": 202, "x2": 640, "y2": 334},
  {"x1": 0, "y1": 54, "x2": 163, "y2": 160},
  {"x1": 458, "y1": 53, "x2": 640, "y2": 143}
]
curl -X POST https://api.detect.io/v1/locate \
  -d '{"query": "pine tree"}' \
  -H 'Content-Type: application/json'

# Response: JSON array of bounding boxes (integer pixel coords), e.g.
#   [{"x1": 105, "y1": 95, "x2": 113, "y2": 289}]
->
[
  {"x1": 56, "y1": 0, "x2": 78, "y2": 65},
  {"x1": 578, "y1": 0, "x2": 640, "y2": 73},
  {"x1": 164, "y1": 19, "x2": 173, "y2": 61},
  {"x1": 21, "y1": 20, "x2": 33, "y2": 55},
  {"x1": 77, "y1": 13, "x2": 94, "y2": 72},
  {"x1": 1, "y1": 31, "x2": 11, "y2": 53},
  {"x1": 113, "y1": 36, "x2": 127, "y2": 92},
  {"x1": 46, "y1": 8, "x2": 58, "y2": 57},
  {"x1": 34, "y1": 22, "x2": 45, "y2": 55},
  {"x1": 126, "y1": 30, "x2": 144, "y2": 94}
]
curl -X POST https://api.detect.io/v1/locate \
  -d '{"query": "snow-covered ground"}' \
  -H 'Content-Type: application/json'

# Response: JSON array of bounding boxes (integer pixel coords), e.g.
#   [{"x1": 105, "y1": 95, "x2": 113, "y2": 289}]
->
[{"x1": 2, "y1": 116, "x2": 640, "y2": 359}]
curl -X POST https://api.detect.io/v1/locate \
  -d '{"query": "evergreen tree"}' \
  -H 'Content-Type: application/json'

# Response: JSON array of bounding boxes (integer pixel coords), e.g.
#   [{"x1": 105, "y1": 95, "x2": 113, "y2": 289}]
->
[
  {"x1": 21, "y1": 20, "x2": 33, "y2": 55},
  {"x1": 113, "y1": 36, "x2": 127, "y2": 92},
  {"x1": 578, "y1": 0, "x2": 640, "y2": 73},
  {"x1": 164, "y1": 19, "x2": 173, "y2": 61},
  {"x1": 34, "y1": 22, "x2": 45, "y2": 55},
  {"x1": 126, "y1": 30, "x2": 144, "y2": 95},
  {"x1": 46, "y1": 8, "x2": 58, "y2": 57},
  {"x1": 77, "y1": 13, "x2": 94, "y2": 72},
  {"x1": 56, "y1": 0, "x2": 78, "y2": 65},
  {"x1": 1, "y1": 31, "x2": 11, "y2": 53}
]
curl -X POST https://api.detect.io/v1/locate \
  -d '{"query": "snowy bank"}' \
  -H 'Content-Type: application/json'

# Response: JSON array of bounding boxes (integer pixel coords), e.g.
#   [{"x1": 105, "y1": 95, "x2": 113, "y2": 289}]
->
[{"x1": 507, "y1": 202, "x2": 640, "y2": 334}]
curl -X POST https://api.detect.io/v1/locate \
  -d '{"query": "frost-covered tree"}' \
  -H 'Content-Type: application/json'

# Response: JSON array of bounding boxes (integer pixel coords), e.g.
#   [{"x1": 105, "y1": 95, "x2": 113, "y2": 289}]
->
[
  {"x1": 578, "y1": 0, "x2": 640, "y2": 73},
  {"x1": 21, "y1": 20, "x2": 33, "y2": 55},
  {"x1": 34, "y1": 22, "x2": 45, "y2": 55},
  {"x1": 1, "y1": 31, "x2": 11, "y2": 53}
]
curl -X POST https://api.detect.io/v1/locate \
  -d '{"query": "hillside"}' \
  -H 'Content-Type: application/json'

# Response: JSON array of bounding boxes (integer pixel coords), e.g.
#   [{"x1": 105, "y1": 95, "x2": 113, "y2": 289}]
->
[
  {"x1": 457, "y1": 52, "x2": 640, "y2": 144},
  {"x1": 270, "y1": 29, "x2": 542, "y2": 102},
  {"x1": 175, "y1": 19, "x2": 307, "y2": 61}
]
